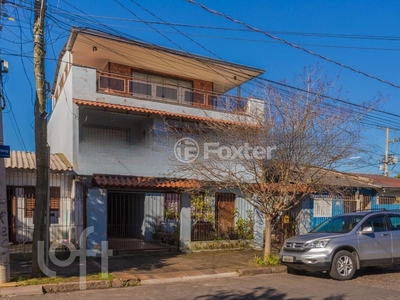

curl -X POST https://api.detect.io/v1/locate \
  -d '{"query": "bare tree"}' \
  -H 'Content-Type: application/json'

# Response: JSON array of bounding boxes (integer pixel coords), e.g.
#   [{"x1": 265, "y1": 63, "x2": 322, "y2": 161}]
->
[{"x1": 167, "y1": 67, "x2": 375, "y2": 259}]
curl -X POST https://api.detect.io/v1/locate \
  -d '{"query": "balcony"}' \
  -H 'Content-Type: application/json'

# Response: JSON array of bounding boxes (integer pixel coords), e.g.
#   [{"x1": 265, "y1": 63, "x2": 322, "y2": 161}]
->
[{"x1": 96, "y1": 71, "x2": 248, "y2": 113}]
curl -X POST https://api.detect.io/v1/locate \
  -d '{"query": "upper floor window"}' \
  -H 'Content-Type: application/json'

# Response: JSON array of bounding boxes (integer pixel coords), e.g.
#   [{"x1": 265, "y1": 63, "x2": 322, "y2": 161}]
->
[
  {"x1": 81, "y1": 125, "x2": 130, "y2": 146},
  {"x1": 130, "y1": 71, "x2": 193, "y2": 102}
]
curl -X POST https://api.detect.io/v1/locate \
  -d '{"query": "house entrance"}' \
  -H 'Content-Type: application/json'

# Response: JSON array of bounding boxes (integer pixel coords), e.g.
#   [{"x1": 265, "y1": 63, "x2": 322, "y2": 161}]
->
[
  {"x1": 107, "y1": 191, "x2": 169, "y2": 252},
  {"x1": 216, "y1": 193, "x2": 236, "y2": 236}
]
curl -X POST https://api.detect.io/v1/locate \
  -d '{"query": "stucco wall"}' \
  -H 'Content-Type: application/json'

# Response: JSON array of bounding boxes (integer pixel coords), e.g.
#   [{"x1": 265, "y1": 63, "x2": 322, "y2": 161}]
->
[
  {"x1": 75, "y1": 108, "x2": 176, "y2": 176},
  {"x1": 86, "y1": 187, "x2": 107, "y2": 254},
  {"x1": 48, "y1": 54, "x2": 74, "y2": 163}
]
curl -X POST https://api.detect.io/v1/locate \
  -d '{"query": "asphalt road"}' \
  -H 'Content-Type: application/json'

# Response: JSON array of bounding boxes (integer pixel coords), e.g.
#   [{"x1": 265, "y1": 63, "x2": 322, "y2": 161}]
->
[{"x1": 12, "y1": 271, "x2": 400, "y2": 300}]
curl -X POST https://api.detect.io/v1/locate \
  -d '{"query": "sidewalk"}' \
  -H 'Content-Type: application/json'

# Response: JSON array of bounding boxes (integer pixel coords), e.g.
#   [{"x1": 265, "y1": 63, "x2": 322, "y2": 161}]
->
[{"x1": 3, "y1": 249, "x2": 287, "y2": 296}]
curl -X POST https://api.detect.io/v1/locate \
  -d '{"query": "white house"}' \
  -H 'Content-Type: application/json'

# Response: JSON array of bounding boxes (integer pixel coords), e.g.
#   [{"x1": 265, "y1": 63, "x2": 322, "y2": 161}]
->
[{"x1": 47, "y1": 27, "x2": 265, "y2": 253}]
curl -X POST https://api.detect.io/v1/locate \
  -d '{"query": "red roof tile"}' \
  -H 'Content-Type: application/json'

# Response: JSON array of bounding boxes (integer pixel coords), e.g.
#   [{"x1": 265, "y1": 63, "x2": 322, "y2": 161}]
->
[
  {"x1": 352, "y1": 173, "x2": 400, "y2": 189},
  {"x1": 91, "y1": 174, "x2": 200, "y2": 190},
  {"x1": 73, "y1": 99, "x2": 236, "y2": 124}
]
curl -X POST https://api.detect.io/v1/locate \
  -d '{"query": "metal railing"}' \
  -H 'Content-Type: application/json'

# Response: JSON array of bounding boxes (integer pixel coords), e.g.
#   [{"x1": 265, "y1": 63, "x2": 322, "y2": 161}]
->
[{"x1": 96, "y1": 71, "x2": 248, "y2": 113}]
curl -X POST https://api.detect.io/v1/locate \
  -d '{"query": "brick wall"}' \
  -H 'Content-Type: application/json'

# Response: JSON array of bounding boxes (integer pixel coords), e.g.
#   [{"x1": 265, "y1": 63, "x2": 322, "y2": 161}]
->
[
  {"x1": 108, "y1": 62, "x2": 131, "y2": 76},
  {"x1": 193, "y1": 79, "x2": 213, "y2": 93}
]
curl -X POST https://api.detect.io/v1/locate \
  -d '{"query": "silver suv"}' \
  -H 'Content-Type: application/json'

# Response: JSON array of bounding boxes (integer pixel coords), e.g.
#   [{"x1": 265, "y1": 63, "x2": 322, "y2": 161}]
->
[{"x1": 279, "y1": 211, "x2": 400, "y2": 280}]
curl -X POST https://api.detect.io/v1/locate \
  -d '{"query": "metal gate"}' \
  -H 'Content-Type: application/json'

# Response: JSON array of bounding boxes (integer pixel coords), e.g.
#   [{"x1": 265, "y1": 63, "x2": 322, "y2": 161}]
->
[{"x1": 107, "y1": 191, "x2": 173, "y2": 252}]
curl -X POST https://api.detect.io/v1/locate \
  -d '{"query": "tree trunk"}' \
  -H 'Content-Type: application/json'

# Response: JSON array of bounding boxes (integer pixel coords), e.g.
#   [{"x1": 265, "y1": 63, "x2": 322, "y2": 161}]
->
[{"x1": 263, "y1": 214, "x2": 272, "y2": 260}]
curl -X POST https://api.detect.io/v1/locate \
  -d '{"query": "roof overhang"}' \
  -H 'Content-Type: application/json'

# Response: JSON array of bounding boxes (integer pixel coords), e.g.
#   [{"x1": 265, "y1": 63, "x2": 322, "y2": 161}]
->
[
  {"x1": 59, "y1": 27, "x2": 264, "y2": 94},
  {"x1": 73, "y1": 99, "x2": 238, "y2": 124},
  {"x1": 5, "y1": 151, "x2": 73, "y2": 172},
  {"x1": 92, "y1": 174, "x2": 200, "y2": 190}
]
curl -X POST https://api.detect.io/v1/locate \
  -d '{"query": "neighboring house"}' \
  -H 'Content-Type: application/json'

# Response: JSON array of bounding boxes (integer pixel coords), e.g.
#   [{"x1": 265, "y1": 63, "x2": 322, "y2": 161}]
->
[
  {"x1": 293, "y1": 171, "x2": 400, "y2": 235},
  {"x1": 47, "y1": 27, "x2": 265, "y2": 253},
  {"x1": 4, "y1": 151, "x2": 79, "y2": 251}
]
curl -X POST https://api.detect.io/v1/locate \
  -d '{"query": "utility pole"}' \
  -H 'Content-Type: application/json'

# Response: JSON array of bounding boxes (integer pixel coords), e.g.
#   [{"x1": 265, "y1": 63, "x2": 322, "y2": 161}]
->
[
  {"x1": 0, "y1": 58, "x2": 11, "y2": 283},
  {"x1": 384, "y1": 128, "x2": 389, "y2": 177},
  {"x1": 383, "y1": 128, "x2": 399, "y2": 177},
  {"x1": 32, "y1": 0, "x2": 49, "y2": 277}
]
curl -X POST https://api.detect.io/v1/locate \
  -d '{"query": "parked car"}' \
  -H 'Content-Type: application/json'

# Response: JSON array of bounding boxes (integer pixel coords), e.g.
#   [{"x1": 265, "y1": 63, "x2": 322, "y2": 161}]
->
[{"x1": 279, "y1": 210, "x2": 400, "y2": 280}]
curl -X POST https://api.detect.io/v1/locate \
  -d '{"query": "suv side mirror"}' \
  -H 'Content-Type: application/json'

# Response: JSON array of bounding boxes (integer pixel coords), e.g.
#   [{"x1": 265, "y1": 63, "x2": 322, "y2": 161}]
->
[{"x1": 360, "y1": 226, "x2": 374, "y2": 234}]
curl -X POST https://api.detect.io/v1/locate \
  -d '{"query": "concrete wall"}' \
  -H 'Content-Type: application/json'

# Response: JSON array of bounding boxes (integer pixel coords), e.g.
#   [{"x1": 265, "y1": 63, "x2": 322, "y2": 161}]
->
[
  {"x1": 143, "y1": 193, "x2": 164, "y2": 241},
  {"x1": 235, "y1": 196, "x2": 253, "y2": 222},
  {"x1": 48, "y1": 54, "x2": 75, "y2": 163},
  {"x1": 75, "y1": 109, "x2": 176, "y2": 176}
]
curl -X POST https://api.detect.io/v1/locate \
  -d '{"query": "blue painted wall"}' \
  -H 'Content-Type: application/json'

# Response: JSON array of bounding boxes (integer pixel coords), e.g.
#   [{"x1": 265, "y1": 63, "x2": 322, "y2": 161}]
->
[{"x1": 86, "y1": 187, "x2": 107, "y2": 255}]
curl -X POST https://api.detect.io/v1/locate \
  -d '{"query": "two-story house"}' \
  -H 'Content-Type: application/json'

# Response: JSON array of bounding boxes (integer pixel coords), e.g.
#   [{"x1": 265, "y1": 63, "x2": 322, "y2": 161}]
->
[{"x1": 48, "y1": 27, "x2": 265, "y2": 253}]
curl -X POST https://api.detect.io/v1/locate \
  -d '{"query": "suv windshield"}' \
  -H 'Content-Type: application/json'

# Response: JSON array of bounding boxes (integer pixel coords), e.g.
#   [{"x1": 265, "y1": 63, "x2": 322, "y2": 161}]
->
[{"x1": 310, "y1": 215, "x2": 363, "y2": 233}]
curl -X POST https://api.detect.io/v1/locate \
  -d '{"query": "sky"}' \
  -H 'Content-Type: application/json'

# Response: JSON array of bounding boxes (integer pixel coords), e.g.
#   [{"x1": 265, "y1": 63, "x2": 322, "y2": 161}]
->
[{"x1": 1, "y1": 0, "x2": 400, "y2": 176}]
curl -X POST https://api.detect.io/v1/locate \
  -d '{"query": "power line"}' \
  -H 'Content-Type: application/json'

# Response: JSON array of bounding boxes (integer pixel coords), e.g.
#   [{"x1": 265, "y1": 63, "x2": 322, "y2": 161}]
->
[
  {"x1": 260, "y1": 78, "x2": 400, "y2": 118},
  {"x1": 40, "y1": 9, "x2": 400, "y2": 42},
  {"x1": 187, "y1": 0, "x2": 400, "y2": 89}
]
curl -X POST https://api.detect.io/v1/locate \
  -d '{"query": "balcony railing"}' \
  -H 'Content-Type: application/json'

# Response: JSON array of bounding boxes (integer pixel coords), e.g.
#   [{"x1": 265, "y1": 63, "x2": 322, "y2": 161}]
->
[{"x1": 96, "y1": 71, "x2": 248, "y2": 113}]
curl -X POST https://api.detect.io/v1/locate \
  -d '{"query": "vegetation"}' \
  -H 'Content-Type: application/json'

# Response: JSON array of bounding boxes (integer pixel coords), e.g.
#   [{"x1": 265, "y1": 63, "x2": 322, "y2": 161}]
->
[
  {"x1": 232, "y1": 209, "x2": 254, "y2": 239},
  {"x1": 13, "y1": 272, "x2": 113, "y2": 286},
  {"x1": 151, "y1": 218, "x2": 180, "y2": 246},
  {"x1": 190, "y1": 192, "x2": 214, "y2": 222},
  {"x1": 254, "y1": 254, "x2": 280, "y2": 266}
]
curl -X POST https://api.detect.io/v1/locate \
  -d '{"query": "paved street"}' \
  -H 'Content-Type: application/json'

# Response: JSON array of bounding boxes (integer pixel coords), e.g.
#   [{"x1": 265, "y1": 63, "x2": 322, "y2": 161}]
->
[{"x1": 11, "y1": 272, "x2": 400, "y2": 300}]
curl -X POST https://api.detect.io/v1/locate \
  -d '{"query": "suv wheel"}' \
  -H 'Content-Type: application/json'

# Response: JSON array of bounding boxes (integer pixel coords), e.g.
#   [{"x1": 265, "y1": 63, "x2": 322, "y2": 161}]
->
[{"x1": 329, "y1": 250, "x2": 356, "y2": 280}]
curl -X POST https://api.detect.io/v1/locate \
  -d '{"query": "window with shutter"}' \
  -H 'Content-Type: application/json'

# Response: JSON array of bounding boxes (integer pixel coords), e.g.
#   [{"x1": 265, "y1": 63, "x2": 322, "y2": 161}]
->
[{"x1": 25, "y1": 186, "x2": 61, "y2": 224}]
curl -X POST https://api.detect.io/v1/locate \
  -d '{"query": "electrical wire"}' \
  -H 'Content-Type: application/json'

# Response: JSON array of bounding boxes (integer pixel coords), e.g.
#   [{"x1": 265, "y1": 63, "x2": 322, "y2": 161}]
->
[
  {"x1": 187, "y1": 0, "x2": 400, "y2": 89},
  {"x1": 40, "y1": 8, "x2": 400, "y2": 42}
]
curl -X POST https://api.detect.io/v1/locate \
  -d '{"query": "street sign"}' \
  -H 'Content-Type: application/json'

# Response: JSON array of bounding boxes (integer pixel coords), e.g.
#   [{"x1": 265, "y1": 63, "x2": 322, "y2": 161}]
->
[{"x1": 0, "y1": 145, "x2": 10, "y2": 158}]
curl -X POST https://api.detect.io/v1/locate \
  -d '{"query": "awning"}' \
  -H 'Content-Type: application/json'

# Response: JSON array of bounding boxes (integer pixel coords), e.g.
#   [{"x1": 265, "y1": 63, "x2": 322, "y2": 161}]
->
[
  {"x1": 91, "y1": 174, "x2": 200, "y2": 190},
  {"x1": 74, "y1": 99, "x2": 236, "y2": 124}
]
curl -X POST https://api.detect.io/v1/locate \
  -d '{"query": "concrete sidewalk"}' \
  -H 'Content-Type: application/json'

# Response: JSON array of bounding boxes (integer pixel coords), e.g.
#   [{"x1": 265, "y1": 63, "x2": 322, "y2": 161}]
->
[{"x1": 4, "y1": 250, "x2": 286, "y2": 296}]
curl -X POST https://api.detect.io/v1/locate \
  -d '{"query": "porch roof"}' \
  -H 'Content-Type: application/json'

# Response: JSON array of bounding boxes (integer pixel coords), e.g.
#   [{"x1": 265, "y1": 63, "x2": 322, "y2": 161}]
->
[
  {"x1": 73, "y1": 99, "x2": 236, "y2": 124},
  {"x1": 91, "y1": 174, "x2": 200, "y2": 190},
  {"x1": 5, "y1": 151, "x2": 73, "y2": 172}
]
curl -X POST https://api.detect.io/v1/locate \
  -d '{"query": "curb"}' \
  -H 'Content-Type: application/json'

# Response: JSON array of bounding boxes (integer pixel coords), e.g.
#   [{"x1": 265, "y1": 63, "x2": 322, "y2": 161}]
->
[
  {"x1": 0, "y1": 266, "x2": 287, "y2": 296},
  {"x1": 139, "y1": 272, "x2": 238, "y2": 285},
  {"x1": 41, "y1": 277, "x2": 130, "y2": 293},
  {"x1": 0, "y1": 283, "x2": 18, "y2": 288},
  {"x1": 238, "y1": 266, "x2": 288, "y2": 276},
  {"x1": 0, "y1": 285, "x2": 43, "y2": 297}
]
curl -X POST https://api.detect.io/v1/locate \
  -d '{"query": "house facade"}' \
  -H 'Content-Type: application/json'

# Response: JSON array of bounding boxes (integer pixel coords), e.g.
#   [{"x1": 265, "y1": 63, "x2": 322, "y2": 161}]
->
[
  {"x1": 291, "y1": 172, "x2": 400, "y2": 236},
  {"x1": 4, "y1": 151, "x2": 79, "y2": 252},
  {"x1": 47, "y1": 27, "x2": 266, "y2": 254}
]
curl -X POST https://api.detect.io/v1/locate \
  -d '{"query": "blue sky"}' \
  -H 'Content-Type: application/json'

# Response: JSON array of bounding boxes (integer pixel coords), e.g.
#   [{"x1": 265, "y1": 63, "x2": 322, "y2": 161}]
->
[{"x1": 1, "y1": 0, "x2": 400, "y2": 175}]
